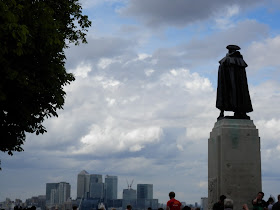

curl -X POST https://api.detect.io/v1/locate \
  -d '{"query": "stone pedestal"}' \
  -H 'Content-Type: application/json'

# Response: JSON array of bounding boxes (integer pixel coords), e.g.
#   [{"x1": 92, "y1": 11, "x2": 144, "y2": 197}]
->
[{"x1": 208, "y1": 119, "x2": 262, "y2": 210}]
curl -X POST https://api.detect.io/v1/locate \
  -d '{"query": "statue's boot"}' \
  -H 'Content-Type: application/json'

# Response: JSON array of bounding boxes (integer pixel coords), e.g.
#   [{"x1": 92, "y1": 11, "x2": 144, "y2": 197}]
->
[{"x1": 234, "y1": 112, "x2": 250, "y2": 119}]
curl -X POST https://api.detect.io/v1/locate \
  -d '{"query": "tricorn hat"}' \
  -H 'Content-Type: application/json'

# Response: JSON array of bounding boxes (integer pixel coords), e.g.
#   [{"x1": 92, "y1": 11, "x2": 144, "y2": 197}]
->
[
  {"x1": 226, "y1": 45, "x2": 241, "y2": 51},
  {"x1": 220, "y1": 195, "x2": 227, "y2": 201}
]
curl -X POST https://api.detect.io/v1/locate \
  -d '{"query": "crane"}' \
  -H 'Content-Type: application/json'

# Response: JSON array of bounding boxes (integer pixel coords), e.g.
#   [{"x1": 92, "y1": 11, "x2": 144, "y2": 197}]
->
[{"x1": 126, "y1": 179, "x2": 134, "y2": 189}]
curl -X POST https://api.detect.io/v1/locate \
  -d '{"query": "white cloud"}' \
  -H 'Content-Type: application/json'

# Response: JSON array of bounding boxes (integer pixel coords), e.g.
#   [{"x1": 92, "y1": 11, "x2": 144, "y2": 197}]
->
[
  {"x1": 186, "y1": 126, "x2": 211, "y2": 140},
  {"x1": 144, "y1": 69, "x2": 155, "y2": 76},
  {"x1": 71, "y1": 62, "x2": 92, "y2": 78},
  {"x1": 93, "y1": 76, "x2": 122, "y2": 90},
  {"x1": 106, "y1": 97, "x2": 116, "y2": 106},
  {"x1": 76, "y1": 117, "x2": 163, "y2": 155},
  {"x1": 227, "y1": 5, "x2": 240, "y2": 17},
  {"x1": 98, "y1": 58, "x2": 122, "y2": 69},
  {"x1": 98, "y1": 58, "x2": 114, "y2": 69},
  {"x1": 160, "y1": 69, "x2": 213, "y2": 93},
  {"x1": 245, "y1": 35, "x2": 280, "y2": 71},
  {"x1": 255, "y1": 119, "x2": 280, "y2": 142},
  {"x1": 137, "y1": 53, "x2": 152, "y2": 60},
  {"x1": 214, "y1": 5, "x2": 240, "y2": 29}
]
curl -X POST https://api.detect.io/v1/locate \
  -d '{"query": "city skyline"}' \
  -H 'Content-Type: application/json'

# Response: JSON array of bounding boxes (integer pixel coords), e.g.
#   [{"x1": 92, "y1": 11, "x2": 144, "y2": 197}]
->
[
  {"x1": 0, "y1": 171, "x2": 194, "y2": 205},
  {"x1": 1, "y1": 0, "x2": 280, "y2": 205}
]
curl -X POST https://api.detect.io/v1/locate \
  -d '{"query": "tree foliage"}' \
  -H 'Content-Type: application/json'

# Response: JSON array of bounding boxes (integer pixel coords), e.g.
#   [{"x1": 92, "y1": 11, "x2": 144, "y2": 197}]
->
[{"x1": 0, "y1": 0, "x2": 91, "y2": 155}]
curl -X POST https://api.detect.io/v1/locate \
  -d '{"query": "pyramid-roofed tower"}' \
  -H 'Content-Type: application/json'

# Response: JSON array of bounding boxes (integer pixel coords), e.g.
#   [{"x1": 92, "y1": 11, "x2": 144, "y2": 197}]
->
[
  {"x1": 77, "y1": 170, "x2": 89, "y2": 198},
  {"x1": 79, "y1": 170, "x2": 89, "y2": 175}
]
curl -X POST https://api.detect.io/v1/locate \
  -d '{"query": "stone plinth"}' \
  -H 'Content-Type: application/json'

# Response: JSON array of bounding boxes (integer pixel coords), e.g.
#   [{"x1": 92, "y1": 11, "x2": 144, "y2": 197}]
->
[{"x1": 208, "y1": 119, "x2": 262, "y2": 210}]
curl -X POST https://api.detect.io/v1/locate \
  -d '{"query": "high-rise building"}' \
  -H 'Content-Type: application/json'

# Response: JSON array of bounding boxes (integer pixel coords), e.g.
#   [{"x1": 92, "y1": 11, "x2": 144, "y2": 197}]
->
[
  {"x1": 201, "y1": 197, "x2": 208, "y2": 210},
  {"x1": 46, "y1": 183, "x2": 59, "y2": 204},
  {"x1": 90, "y1": 174, "x2": 102, "y2": 183},
  {"x1": 77, "y1": 170, "x2": 104, "y2": 199},
  {"x1": 90, "y1": 183, "x2": 104, "y2": 199},
  {"x1": 58, "y1": 182, "x2": 71, "y2": 204},
  {"x1": 50, "y1": 189, "x2": 58, "y2": 205},
  {"x1": 137, "y1": 184, "x2": 153, "y2": 199},
  {"x1": 122, "y1": 188, "x2": 137, "y2": 209},
  {"x1": 89, "y1": 174, "x2": 103, "y2": 199},
  {"x1": 46, "y1": 182, "x2": 71, "y2": 205},
  {"x1": 105, "y1": 175, "x2": 118, "y2": 201},
  {"x1": 137, "y1": 184, "x2": 154, "y2": 209},
  {"x1": 123, "y1": 189, "x2": 136, "y2": 200},
  {"x1": 77, "y1": 170, "x2": 89, "y2": 199}
]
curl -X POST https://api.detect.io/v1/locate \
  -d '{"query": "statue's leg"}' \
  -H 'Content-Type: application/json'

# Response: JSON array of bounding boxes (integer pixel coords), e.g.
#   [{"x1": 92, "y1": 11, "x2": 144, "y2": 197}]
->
[
  {"x1": 234, "y1": 112, "x2": 250, "y2": 119},
  {"x1": 218, "y1": 110, "x2": 224, "y2": 120}
]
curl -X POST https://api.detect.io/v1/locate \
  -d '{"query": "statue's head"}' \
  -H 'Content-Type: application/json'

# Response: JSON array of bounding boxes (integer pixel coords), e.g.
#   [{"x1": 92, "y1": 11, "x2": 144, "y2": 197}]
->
[{"x1": 226, "y1": 45, "x2": 240, "y2": 53}]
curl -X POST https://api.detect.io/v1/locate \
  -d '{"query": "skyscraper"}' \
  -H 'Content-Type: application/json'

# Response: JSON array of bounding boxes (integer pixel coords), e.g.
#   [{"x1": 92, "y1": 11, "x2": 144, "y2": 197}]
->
[
  {"x1": 123, "y1": 189, "x2": 136, "y2": 200},
  {"x1": 50, "y1": 188, "x2": 58, "y2": 205},
  {"x1": 46, "y1": 182, "x2": 71, "y2": 205},
  {"x1": 90, "y1": 174, "x2": 102, "y2": 183},
  {"x1": 105, "y1": 175, "x2": 118, "y2": 201},
  {"x1": 90, "y1": 182, "x2": 104, "y2": 199},
  {"x1": 137, "y1": 184, "x2": 155, "y2": 209},
  {"x1": 89, "y1": 174, "x2": 103, "y2": 199},
  {"x1": 77, "y1": 170, "x2": 104, "y2": 199},
  {"x1": 122, "y1": 188, "x2": 137, "y2": 209},
  {"x1": 201, "y1": 197, "x2": 208, "y2": 210},
  {"x1": 137, "y1": 184, "x2": 153, "y2": 199},
  {"x1": 58, "y1": 182, "x2": 71, "y2": 204},
  {"x1": 77, "y1": 170, "x2": 89, "y2": 199},
  {"x1": 46, "y1": 183, "x2": 59, "y2": 203}
]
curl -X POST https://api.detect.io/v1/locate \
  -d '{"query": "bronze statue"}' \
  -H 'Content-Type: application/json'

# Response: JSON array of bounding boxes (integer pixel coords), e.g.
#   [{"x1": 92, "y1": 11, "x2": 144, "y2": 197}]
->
[{"x1": 216, "y1": 45, "x2": 253, "y2": 120}]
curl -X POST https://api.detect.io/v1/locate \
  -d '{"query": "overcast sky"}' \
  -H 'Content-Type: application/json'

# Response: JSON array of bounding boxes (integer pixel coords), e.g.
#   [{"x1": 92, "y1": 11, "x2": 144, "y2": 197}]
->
[{"x1": 1, "y1": 0, "x2": 280, "y2": 205}]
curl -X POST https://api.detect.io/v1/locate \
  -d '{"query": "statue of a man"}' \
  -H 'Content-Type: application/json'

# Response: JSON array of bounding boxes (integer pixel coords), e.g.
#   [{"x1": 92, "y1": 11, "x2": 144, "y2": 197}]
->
[{"x1": 216, "y1": 45, "x2": 253, "y2": 120}]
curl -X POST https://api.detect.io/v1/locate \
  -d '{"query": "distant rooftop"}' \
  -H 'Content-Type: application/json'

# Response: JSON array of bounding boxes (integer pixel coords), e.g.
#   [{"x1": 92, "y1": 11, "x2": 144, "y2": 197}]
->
[{"x1": 79, "y1": 170, "x2": 89, "y2": 175}]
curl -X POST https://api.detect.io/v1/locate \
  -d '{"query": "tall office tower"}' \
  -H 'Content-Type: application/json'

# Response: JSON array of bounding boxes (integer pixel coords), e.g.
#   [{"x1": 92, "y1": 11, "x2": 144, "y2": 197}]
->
[
  {"x1": 46, "y1": 182, "x2": 71, "y2": 205},
  {"x1": 123, "y1": 189, "x2": 136, "y2": 200},
  {"x1": 89, "y1": 174, "x2": 103, "y2": 199},
  {"x1": 58, "y1": 182, "x2": 71, "y2": 204},
  {"x1": 122, "y1": 188, "x2": 137, "y2": 209},
  {"x1": 77, "y1": 171, "x2": 104, "y2": 199},
  {"x1": 104, "y1": 175, "x2": 118, "y2": 201},
  {"x1": 77, "y1": 170, "x2": 89, "y2": 199},
  {"x1": 90, "y1": 174, "x2": 102, "y2": 183},
  {"x1": 50, "y1": 188, "x2": 58, "y2": 205},
  {"x1": 137, "y1": 184, "x2": 153, "y2": 199},
  {"x1": 46, "y1": 183, "x2": 59, "y2": 204},
  {"x1": 201, "y1": 197, "x2": 208, "y2": 210},
  {"x1": 90, "y1": 183, "x2": 104, "y2": 199}
]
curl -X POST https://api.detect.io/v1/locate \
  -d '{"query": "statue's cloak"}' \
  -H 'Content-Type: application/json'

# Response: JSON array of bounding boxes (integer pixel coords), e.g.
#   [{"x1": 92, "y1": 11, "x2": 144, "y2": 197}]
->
[{"x1": 216, "y1": 51, "x2": 253, "y2": 113}]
